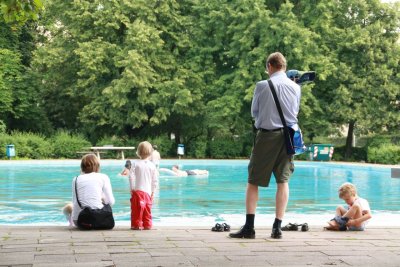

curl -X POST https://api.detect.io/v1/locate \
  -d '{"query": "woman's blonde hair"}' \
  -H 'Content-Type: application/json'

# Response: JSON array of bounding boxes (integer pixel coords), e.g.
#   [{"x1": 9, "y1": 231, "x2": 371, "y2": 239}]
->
[
  {"x1": 136, "y1": 141, "x2": 153, "y2": 159},
  {"x1": 338, "y1": 182, "x2": 357, "y2": 198},
  {"x1": 81, "y1": 154, "x2": 100, "y2": 173}
]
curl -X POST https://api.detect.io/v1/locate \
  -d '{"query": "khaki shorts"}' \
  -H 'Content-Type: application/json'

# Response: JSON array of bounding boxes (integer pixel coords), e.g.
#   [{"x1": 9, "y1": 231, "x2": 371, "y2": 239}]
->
[{"x1": 248, "y1": 130, "x2": 294, "y2": 187}]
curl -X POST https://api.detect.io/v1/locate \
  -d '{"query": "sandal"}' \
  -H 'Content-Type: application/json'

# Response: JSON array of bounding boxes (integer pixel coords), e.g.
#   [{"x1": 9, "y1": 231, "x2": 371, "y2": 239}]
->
[
  {"x1": 211, "y1": 223, "x2": 224, "y2": 232},
  {"x1": 222, "y1": 223, "x2": 231, "y2": 232},
  {"x1": 281, "y1": 223, "x2": 299, "y2": 231},
  {"x1": 300, "y1": 223, "x2": 309, "y2": 232}
]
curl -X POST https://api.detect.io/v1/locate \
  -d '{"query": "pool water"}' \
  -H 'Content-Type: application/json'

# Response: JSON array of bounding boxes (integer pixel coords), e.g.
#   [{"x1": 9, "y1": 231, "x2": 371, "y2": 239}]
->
[{"x1": 0, "y1": 160, "x2": 399, "y2": 226}]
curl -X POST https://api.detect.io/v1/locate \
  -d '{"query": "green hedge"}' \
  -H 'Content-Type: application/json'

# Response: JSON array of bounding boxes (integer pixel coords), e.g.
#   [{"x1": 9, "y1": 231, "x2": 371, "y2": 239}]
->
[
  {"x1": 0, "y1": 132, "x2": 53, "y2": 159},
  {"x1": 331, "y1": 146, "x2": 368, "y2": 162},
  {"x1": 148, "y1": 135, "x2": 175, "y2": 158},
  {"x1": 1, "y1": 130, "x2": 398, "y2": 163},
  {"x1": 208, "y1": 138, "x2": 243, "y2": 159},
  {"x1": 368, "y1": 144, "x2": 400, "y2": 164},
  {"x1": 186, "y1": 138, "x2": 207, "y2": 158},
  {"x1": 51, "y1": 131, "x2": 91, "y2": 159}
]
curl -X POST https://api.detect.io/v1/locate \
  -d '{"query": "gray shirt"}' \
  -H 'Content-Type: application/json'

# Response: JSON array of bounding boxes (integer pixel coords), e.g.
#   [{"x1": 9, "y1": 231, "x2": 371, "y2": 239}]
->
[{"x1": 251, "y1": 71, "x2": 301, "y2": 130}]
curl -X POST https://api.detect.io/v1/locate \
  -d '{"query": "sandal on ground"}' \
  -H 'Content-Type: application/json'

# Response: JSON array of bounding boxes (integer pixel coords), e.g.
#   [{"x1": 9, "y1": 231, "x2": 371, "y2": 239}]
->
[
  {"x1": 222, "y1": 223, "x2": 231, "y2": 232},
  {"x1": 211, "y1": 223, "x2": 224, "y2": 232},
  {"x1": 281, "y1": 223, "x2": 299, "y2": 231},
  {"x1": 300, "y1": 223, "x2": 309, "y2": 232}
]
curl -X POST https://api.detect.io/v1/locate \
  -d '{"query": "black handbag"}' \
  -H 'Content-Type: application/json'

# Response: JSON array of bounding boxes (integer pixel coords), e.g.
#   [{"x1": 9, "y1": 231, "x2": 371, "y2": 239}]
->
[
  {"x1": 267, "y1": 79, "x2": 306, "y2": 155},
  {"x1": 75, "y1": 177, "x2": 115, "y2": 230}
]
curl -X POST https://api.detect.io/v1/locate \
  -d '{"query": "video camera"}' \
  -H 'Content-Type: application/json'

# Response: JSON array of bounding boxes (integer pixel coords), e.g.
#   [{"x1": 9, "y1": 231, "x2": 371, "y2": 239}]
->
[{"x1": 286, "y1": 70, "x2": 316, "y2": 85}]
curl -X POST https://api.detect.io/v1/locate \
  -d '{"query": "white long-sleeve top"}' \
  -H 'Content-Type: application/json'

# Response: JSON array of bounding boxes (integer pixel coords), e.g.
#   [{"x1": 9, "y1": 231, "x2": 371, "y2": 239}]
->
[
  {"x1": 129, "y1": 159, "x2": 159, "y2": 196},
  {"x1": 72, "y1": 172, "x2": 115, "y2": 221}
]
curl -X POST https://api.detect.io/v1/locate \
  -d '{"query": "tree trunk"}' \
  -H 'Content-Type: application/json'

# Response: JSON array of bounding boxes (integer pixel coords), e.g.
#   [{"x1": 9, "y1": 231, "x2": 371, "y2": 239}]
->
[{"x1": 345, "y1": 121, "x2": 355, "y2": 160}]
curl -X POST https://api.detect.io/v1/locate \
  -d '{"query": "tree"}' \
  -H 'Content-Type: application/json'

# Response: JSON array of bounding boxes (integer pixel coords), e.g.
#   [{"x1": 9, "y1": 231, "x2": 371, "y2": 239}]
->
[
  {"x1": 32, "y1": 0, "x2": 206, "y2": 142},
  {"x1": 190, "y1": 0, "x2": 329, "y2": 145},
  {"x1": 0, "y1": 18, "x2": 51, "y2": 134},
  {"x1": 303, "y1": 0, "x2": 400, "y2": 159},
  {"x1": 1, "y1": 0, "x2": 43, "y2": 25}
]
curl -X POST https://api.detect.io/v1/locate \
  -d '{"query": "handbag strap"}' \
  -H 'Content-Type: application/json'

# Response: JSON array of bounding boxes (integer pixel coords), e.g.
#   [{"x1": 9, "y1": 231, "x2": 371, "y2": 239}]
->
[{"x1": 74, "y1": 176, "x2": 82, "y2": 209}]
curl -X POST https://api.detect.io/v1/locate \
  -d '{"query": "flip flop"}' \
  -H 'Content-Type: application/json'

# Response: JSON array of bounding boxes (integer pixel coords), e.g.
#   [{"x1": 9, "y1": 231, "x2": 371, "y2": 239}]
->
[
  {"x1": 222, "y1": 223, "x2": 231, "y2": 232},
  {"x1": 211, "y1": 223, "x2": 224, "y2": 232},
  {"x1": 281, "y1": 223, "x2": 299, "y2": 231}
]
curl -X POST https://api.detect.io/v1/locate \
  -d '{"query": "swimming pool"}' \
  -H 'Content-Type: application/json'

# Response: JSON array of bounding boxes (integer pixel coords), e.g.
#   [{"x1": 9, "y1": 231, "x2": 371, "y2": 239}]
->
[{"x1": 0, "y1": 160, "x2": 399, "y2": 226}]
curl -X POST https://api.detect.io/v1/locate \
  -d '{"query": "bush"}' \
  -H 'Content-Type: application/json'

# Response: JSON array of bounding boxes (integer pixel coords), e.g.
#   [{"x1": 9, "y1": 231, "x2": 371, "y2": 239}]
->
[
  {"x1": 0, "y1": 120, "x2": 6, "y2": 133},
  {"x1": 208, "y1": 137, "x2": 243, "y2": 159},
  {"x1": 0, "y1": 133, "x2": 13, "y2": 159},
  {"x1": 365, "y1": 135, "x2": 394, "y2": 147},
  {"x1": 367, "y1": 144, "x2": 400, "y2": 164},
  {"x1": 186, "y1": 138, "x2": 207, "y2": 158},
  {"x1": 148, "y1": 135, "x2": 174, "y2": 158},
  {"x1": 52, "y1": 131, "x2": 91, "y2": 158},
  {"x1": 0, "y1": 132, "x2": 53, "y2": 159},
  {"x1": 330, "y1": 146, "x2": 367, "y2": 162}
]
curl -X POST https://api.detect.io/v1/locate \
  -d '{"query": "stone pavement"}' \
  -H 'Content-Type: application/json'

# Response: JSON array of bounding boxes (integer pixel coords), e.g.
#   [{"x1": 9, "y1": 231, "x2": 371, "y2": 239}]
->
[{"x1": 1, "y1": 226, "x2": 400, "y2": 267}]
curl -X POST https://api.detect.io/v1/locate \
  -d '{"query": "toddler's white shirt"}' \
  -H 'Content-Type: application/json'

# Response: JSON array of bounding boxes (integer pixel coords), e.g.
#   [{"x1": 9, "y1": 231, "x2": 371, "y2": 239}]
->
[{"x1": 129, "y1": 159, "x2": 159, "y2": 196}]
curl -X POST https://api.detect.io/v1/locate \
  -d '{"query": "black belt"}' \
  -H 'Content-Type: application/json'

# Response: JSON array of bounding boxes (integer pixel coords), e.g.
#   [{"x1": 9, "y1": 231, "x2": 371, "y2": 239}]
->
[{"x1": 258, "y1": 128, "x2": 283, "y2": 132}]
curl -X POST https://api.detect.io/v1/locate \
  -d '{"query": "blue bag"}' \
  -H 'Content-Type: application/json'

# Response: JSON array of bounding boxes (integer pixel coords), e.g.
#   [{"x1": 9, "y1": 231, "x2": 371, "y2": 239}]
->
[{"x1": 292, "y1": 128, "x2": 306, "y2": 155}]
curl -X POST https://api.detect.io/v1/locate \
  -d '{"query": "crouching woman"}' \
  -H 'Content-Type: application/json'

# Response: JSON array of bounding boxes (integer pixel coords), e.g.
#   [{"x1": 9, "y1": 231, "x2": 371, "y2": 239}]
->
[{"x1": 69, "y1": 154, "x2": 115, "y2": 229}]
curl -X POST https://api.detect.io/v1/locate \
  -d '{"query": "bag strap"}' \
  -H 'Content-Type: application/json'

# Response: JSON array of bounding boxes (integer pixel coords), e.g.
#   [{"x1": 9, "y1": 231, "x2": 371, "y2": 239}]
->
[
  {"x1": 74, "y1": 176, "x2": 82, "y2": 209},
  {"x1": 267, "y1": 79, "x2": 294, "y2": 149},
  {"x1": 267, "y1": 79, "x2": 288, "y2": 128}
]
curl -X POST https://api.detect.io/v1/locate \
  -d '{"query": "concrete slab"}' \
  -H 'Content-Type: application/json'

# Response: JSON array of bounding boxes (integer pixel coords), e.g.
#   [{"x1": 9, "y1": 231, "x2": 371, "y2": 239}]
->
[{"x1": 1, "y1": 226, "x2": 400, "y2": 266}]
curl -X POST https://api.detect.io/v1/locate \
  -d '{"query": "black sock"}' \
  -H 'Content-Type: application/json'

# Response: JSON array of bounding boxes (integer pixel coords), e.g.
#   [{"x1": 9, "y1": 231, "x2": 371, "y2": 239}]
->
[
  {"x1": 244, "y1": 214, "x2": 255, "y2": 229},
  {"x1": 273, "y1": 218, "x2": 282, "y2": 229}
]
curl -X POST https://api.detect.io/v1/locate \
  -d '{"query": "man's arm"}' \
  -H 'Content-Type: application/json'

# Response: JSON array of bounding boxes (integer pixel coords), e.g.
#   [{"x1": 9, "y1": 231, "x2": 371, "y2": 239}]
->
[{"x1": 251, "y1": 85, "x2": 260, "y2": 118}]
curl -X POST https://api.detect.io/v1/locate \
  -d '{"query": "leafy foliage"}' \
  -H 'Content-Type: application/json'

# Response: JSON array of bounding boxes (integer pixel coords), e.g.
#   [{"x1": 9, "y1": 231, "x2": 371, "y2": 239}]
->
[
  {"x1": 1, "y1": 0, "x2": 43, "y2": 25},
  {"x1": 368, "y1": 144, "x2": 400, "y2": 164},
  {"x1": 0, "y1": 0, "x2": 398, "y2": 161},
  {"x1": 51, "y1": 131, "x2": 91, "y2": 159},
  {"x1": 0, "y1": 131, "x2": 52, "y2": 159}
]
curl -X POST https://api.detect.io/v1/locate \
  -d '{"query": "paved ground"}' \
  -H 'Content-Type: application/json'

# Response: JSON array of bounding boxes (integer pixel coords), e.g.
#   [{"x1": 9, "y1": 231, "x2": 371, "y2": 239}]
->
[{"x1": 1, "y1": 226, "x2": 400, "y2": 267}]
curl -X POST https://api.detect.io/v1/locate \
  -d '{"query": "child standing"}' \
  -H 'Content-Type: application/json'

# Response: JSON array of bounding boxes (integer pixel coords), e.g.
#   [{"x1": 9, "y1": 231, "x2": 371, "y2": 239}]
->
[
  {"x1": 325, "y1": 182, "x2": 372, "y2": 231},
  {"x1": 129, "y1": 141, "x2": 159, "y2": 230}
]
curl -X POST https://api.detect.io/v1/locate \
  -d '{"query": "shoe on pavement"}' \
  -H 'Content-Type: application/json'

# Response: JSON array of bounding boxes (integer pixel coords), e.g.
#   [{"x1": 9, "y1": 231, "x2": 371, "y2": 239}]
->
[
  {"x1": 270, "y1": 227, "x2": 282, "y2": 239},
  {"x1": 229, "y1": 226, "x2": 255, "y2": 239}
]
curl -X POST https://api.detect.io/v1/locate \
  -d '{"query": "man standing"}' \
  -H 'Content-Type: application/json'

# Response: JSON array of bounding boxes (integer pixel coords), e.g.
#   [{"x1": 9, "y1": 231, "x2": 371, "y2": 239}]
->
[{"x1": 229, "y1": 52, "x2": 300, "y2": 239}]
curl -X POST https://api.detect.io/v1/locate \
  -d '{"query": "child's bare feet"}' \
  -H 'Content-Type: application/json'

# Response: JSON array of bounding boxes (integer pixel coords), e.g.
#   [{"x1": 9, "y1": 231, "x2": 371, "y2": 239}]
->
[{"x1": 324, "y1": 220, "x2": 339, "y2": 231}]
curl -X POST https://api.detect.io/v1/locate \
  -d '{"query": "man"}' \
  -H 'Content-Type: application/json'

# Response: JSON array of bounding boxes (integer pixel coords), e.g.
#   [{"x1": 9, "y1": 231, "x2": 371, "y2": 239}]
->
[
  {"x1": 159, "y1": 165, "x2": 209, "y2": 177},
  {"x1": 229, "y1": 52, "x2": 301, "y2": 239}
]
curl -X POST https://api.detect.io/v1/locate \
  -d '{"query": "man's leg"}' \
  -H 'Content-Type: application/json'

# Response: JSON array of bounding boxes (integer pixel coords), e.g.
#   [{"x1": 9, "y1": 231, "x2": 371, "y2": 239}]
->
[
  {"x1": 229, "y1": 183, "x2": 258, "y2": 239},
  {"x1": 246, "y1": 183, "x2": 259, "y2": 214},
  {"x1": 271, "y1": 182, "x2": 289, "y2": 239},
  {"x1": 244, "y1": 183, "x2": 259, "y2": 229},
  {"x1": 275, "y1": 182, "x2": 289, "y2": 220}
]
